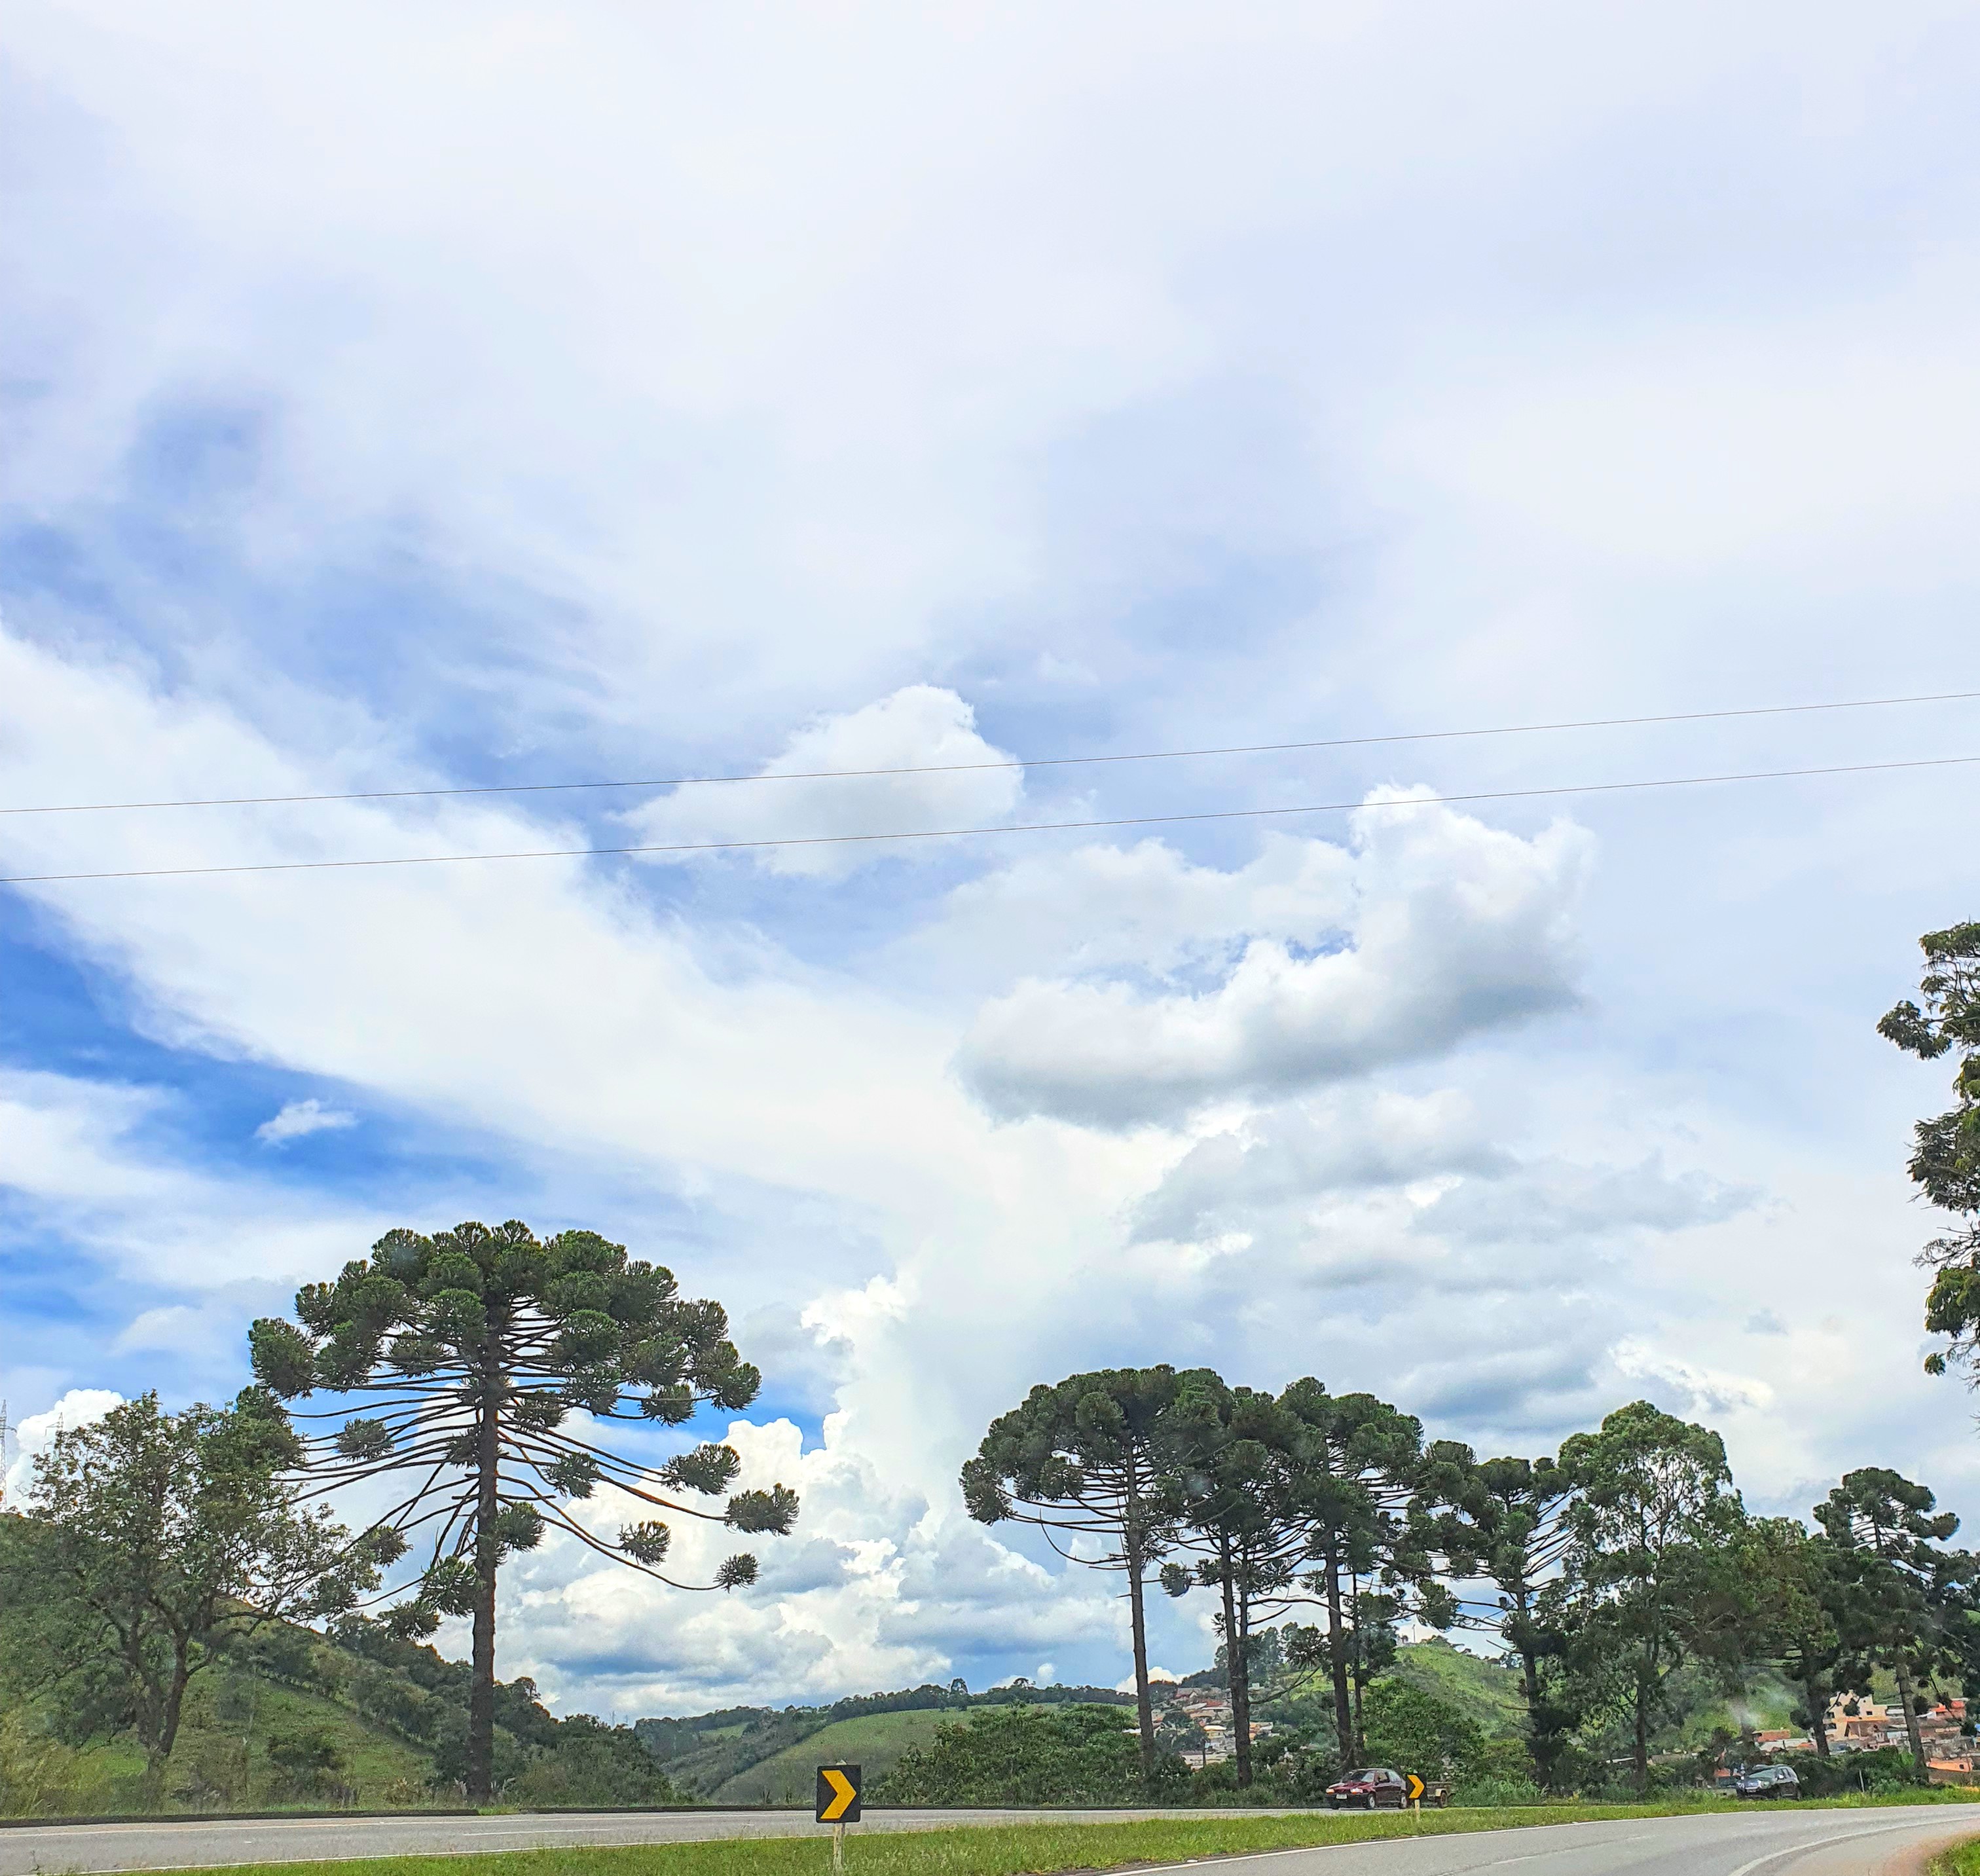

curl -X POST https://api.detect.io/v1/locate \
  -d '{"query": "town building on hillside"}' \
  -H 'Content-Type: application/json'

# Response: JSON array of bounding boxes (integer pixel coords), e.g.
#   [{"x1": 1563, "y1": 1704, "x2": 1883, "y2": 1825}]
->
[
  {"x1": 1160, "y1": 1689, "x2": 1275, "y2": 1767},
  {"x1": 1821, "y1": 1692, "x2": 1969, "y2": 1756}
]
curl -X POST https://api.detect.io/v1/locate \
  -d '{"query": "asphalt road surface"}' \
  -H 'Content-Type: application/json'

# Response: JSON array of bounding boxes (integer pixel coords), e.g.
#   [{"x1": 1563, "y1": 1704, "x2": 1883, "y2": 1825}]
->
[{"x1": 0, "y1": 1805, "x2": 1974, "y2": 1876}]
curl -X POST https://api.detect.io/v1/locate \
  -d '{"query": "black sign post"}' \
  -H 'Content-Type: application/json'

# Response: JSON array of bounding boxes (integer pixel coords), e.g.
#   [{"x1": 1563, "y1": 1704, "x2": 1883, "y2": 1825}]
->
[{"x1": 816, "y1": 1764, "x2": 862, "y2": 1873}]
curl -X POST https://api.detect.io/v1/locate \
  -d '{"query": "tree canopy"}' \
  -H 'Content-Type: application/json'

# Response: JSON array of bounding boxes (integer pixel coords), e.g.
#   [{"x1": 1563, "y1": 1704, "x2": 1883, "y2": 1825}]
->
[
  {"x1": 1880, "y1": 921, "x2": 1980, "y2": 1375},
  {"x1": 961, "y1": 1365, "x2": 1196, "y2": 1779}
]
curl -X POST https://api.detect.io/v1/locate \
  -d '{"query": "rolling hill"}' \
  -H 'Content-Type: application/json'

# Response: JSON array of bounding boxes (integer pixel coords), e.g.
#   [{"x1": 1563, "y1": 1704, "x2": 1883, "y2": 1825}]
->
[{"x1": 710, "y1": 1710, "x2": 959, "y2": 1803}]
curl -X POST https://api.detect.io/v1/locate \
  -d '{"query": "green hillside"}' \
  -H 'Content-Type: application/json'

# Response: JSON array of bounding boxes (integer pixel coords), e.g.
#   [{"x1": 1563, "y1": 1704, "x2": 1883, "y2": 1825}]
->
[
  {"x1": 1386, "y1": 1640, "x2": 1529, "y2": 1737},
  {"x1": 0, "y1": 1598, "x2": 673, "y2": 1817},
  {"x1": 712, "y1": 1710, "x2": 957, "y2": 1803}
]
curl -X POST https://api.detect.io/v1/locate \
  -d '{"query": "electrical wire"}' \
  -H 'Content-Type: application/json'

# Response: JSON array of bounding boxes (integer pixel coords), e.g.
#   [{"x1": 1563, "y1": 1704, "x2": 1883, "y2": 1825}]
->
[
  {"x1": 4, "y1": 751, "x2": 1974, "y2": 885},
  {"x1": 5, "y1": 687, "x2": 1977, "y2": 817}
]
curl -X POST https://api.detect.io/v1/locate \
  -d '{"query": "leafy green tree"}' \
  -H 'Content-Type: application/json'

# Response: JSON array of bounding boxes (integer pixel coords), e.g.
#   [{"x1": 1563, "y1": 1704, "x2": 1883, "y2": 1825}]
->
[
  {"x1": 12, "y1": 1391, "x2": 386, "y2": 1803},
  {"x1": 1357, "y1": 1678, "x2": 1483, "y2": 1784},
  {"x1": 1879, "y1": 921, "x2": 1980, "y2": 1375},
  {"x1": 1555, "y1": 1401, "x2": 1748, "y2": 1790},
  {"x1": 962, "y1": 1367, "x2": 1193, "y2": 1782},
  {"x1": 1737, "y1": 1517, "x2": 1847, "y2": 1759},
  {"x1": 250, "y1": 1219, "x2": 796, "y2": 1799},
  {"x1": 874, "y1": 1704, "x2": 1146, "y2": 1805},
  {"x1": 1275, "y1": 1379, "x2": 1427, "y2": 1764},
  {"x1": 1816, "y1": 1467, "x2": 1970, "y2": 1765},
  {"x1": 1419, "y1": 1446, "x2": 1574, "y2": 1786},
  {"x1": 506, "y1": 1714, "x2": 680, "y2": 1805}
]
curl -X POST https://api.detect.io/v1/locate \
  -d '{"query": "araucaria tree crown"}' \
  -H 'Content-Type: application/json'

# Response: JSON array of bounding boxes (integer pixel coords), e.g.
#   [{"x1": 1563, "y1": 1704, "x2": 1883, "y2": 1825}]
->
[
  {"x1": 1879, "y1": 920, "x2": 1980, "y2": 1374},
  {"x1": 249, "y1": 1220, "x2": 798, "y2": 1799}
]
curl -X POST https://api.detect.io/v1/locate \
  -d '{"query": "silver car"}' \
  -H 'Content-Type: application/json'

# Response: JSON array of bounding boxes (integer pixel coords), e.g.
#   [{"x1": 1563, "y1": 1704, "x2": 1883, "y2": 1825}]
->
[{"x1": 1732, "y1": 1765, "x2": 1801, "y2": 1799}]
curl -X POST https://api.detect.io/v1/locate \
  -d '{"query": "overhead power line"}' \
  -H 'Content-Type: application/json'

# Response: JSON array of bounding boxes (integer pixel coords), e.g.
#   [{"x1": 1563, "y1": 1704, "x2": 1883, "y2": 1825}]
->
[
  {"x1": 4, "y1": 688, "x2": 1977, "y2": 817},
  {"x1": 4, "y1": 752, "x2": 1975, "y2": 885}
]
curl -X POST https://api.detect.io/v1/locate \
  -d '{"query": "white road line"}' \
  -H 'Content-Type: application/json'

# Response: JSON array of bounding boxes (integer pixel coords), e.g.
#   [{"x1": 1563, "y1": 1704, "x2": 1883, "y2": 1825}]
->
[{"x1": 1721, "y1": 1813, "x2": 1966, "y2": 1876}]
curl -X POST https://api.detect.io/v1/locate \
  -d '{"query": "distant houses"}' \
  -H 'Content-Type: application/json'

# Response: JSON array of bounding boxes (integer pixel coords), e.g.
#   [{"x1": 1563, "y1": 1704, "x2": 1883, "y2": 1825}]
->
[
  {"x1": 1162, "y1": 1685, "x2": 1274, "y2": 1767},
  {"x1": 1738, "y1": 1693, "x2": 1973, "y2": 1780}
]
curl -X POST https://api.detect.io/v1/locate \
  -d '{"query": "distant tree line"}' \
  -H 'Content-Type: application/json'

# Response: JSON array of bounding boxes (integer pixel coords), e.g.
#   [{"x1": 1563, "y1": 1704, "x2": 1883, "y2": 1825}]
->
[{"x1": 964, "y1": 1374, "x2": 1977, "y2": 1796}]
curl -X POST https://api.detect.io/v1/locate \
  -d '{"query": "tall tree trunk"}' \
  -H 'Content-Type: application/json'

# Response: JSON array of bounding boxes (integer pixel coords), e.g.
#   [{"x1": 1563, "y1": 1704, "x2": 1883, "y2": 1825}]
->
[
  {"x1": 1232, "y1": 1560, "x2": 1254, "y2": 1788},
  {"x1": 143, "y1": 1649, "x2": 192, "y2": 1807},
  {"x1": 1893, "y1": 1656, "x2": 1926, "y2": 1766},
  {"x1": 1321, "y1": 1544, "x2": 1354, "y2": 1763},
  {"x1": 468, "y1": 1340, "x2": 504, "y2": 1802},
  {"x1": 1633, "y1": 1671, "x2": 1650, "y2": 1791},
  {"x1": 1126, "y1": 1530, "x2": 1155, "y2": 1782},
  {"x1": 1803, "y1": 1669, "x2": 1830, "y2": 1758},
  {"x1": 1217, "y1": 1546, "x2": 1251, "y2": 1787}
]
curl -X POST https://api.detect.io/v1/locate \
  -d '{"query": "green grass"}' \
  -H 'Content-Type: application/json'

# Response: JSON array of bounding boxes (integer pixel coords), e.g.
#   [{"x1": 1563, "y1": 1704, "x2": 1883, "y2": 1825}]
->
[
  {"x1": 712, "y1": 1714, "x2": 959, "y2": 1804},
  {"x1": 1936, "y1": 1839, "x2": 1980, "y2": 1873},
  {"x1": 138, "y1": 1790, "x2": 1980, "y2": 1876},
  {"x1": 1, "y1": 1676, "x2": 437, "y2": 1816}
]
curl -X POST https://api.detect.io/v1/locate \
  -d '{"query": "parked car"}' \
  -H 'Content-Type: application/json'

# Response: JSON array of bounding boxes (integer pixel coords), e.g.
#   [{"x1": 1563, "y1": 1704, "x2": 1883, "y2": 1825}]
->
[
  {"x1": 1325, "y1": 1767, "x2": 1410, "y2": 1809},
  {"x1": 1733, "y1": 1765, "x2": 1801, "y2": 1799}
]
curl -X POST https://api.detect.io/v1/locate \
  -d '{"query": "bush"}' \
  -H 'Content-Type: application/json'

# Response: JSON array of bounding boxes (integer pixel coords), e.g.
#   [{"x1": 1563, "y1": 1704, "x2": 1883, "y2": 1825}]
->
[
  {"x1": 0, "y1": 1712, "x2": 86, "y2": 1817},
  {"x1": 875, "y1": 1705, "x2": 1142, "y2": 1805},
  {"x1": 265, "y1": 1726, "x2": 347, "y2": 1799},
  {"x1": 506, "y1": 1716, "x2": 680, "y2": 1806},
  {"x1": 1788, "y1": 1747, "x2": 1926, "y2": 1797}
]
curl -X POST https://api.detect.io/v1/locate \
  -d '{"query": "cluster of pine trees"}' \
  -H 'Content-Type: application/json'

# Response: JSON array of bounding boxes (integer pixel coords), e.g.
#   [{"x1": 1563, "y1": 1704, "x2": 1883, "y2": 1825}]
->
[{"x1": 966, "y1": 1380, "x2": 1973, "y2": 1796}]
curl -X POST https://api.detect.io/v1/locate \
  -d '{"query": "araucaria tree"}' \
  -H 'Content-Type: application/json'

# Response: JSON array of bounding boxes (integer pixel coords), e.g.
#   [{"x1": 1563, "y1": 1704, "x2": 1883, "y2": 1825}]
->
[
  {"x1": 1421, "y1": 1445, "x2": 1575, "y2": 1786},
  {"x1": 1277, "y1": 1379, "x2": 1427, "y2": 1765},
  {"x1": 1815, "y1": 1467, "x2": 1968, "y2": 1767},
  {"x1": 962, "y1": 1367, "x2": 1190, "y2": 1782},
  {"x1": 250, "y1": 1221, "x2": 798, "y2": 1800},
  {"x1": 1160, "y1": 1378, "x2": 1314, "y2": 1787},
  {"x1": 18, "y1": 1391, "x2": 389, "y2": 1803},
  {"x1": 1879, "y1": 921, "x2": 1980, "y2": 1375}
]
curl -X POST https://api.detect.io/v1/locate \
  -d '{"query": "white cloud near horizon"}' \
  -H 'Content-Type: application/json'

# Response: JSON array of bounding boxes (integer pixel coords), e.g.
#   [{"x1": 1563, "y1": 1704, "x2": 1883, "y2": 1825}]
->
[{"x1": 3, "y1": 1389, "x2": 123, "y2": 1507}]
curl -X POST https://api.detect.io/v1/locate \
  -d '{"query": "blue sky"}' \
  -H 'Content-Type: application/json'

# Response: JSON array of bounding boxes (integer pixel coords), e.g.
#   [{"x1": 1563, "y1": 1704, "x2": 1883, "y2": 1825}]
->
[{"x1": 5, "y1": 0, "x2": 1980, "y2": 1714}]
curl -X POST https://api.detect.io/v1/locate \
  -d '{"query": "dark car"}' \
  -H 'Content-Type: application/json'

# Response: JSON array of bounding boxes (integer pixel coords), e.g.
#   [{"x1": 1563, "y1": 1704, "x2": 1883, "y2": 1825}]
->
[
  {"x1": 1732, "y1": 1765, "x2": 1801, "y2": 1799},
  {"x1": 1325, "y1": 1767, "x2": 1410, "y2": 1809}
]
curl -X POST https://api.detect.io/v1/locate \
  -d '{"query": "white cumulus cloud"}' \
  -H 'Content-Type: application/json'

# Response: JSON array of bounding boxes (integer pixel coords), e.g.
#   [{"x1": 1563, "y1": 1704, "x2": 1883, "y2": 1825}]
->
[
  {"x1": 623, "y1": 686, "x2": 1023, "y2": 879},
  {"x1": 957, "y1": 792, "x2": 1594, "y2": 1128},
  {"x1": 5, "y1": 1388, "x2": 124, "y2": 1506}
]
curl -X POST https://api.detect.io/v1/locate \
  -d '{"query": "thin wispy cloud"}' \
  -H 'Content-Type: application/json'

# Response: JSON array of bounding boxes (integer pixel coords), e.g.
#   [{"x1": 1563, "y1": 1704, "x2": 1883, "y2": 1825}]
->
[{"x1": 255, "y1": 1099, "x2": 358, "y2": 1145}]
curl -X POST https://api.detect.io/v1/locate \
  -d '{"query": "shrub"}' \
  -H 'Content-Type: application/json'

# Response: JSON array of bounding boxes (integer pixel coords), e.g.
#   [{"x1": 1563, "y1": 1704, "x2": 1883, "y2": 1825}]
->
[
  {"x1": 265, "y1": 1726, "x2": 346, "y2": 1799},
  {"x1": 875, "y1": 1705, "x2": 1141, "y2": 1805}
]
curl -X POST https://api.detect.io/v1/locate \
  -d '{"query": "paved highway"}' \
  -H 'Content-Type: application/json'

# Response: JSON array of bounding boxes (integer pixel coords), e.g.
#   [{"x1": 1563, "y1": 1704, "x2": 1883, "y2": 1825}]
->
[{"x1": 0, "y1": 1805, "x2": 1973, "y2": 1876}]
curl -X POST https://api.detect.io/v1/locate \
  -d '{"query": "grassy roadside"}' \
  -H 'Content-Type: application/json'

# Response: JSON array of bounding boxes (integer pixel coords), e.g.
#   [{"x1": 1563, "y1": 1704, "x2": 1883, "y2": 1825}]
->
[
  {"x1": 1934, "y1": 1839, "x2": 1980, "y2": 1873},
  {"x1": 145, "y1": 1792, "x2": 1980, "y2": 1876}
]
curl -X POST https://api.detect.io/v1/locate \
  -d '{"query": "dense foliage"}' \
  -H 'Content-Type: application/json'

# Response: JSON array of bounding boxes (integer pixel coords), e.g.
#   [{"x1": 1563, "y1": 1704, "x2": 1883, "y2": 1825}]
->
[
  {"x1": 874, "y1": 1705, "x2": 1148, "y2": 1805},
  {"x1": 0, "y1": 1392, "x2": 394, "y2": 1803}
]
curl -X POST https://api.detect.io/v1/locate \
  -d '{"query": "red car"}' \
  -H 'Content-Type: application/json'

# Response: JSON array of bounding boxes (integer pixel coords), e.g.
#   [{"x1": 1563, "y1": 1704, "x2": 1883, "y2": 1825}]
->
[{"x1": 1325, "y1": 1767, "x2": 1410, "y2": 1809}]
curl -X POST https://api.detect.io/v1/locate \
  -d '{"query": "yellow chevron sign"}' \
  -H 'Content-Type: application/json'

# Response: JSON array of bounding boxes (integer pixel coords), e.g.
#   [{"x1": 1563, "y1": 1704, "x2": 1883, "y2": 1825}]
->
[
  {"x1": 816, "y1": 1765, "x2": 862, "y2": 1823},
  {"x1": 1404, "y1": 1773, "x2": 1425, "y2": 1803}
]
